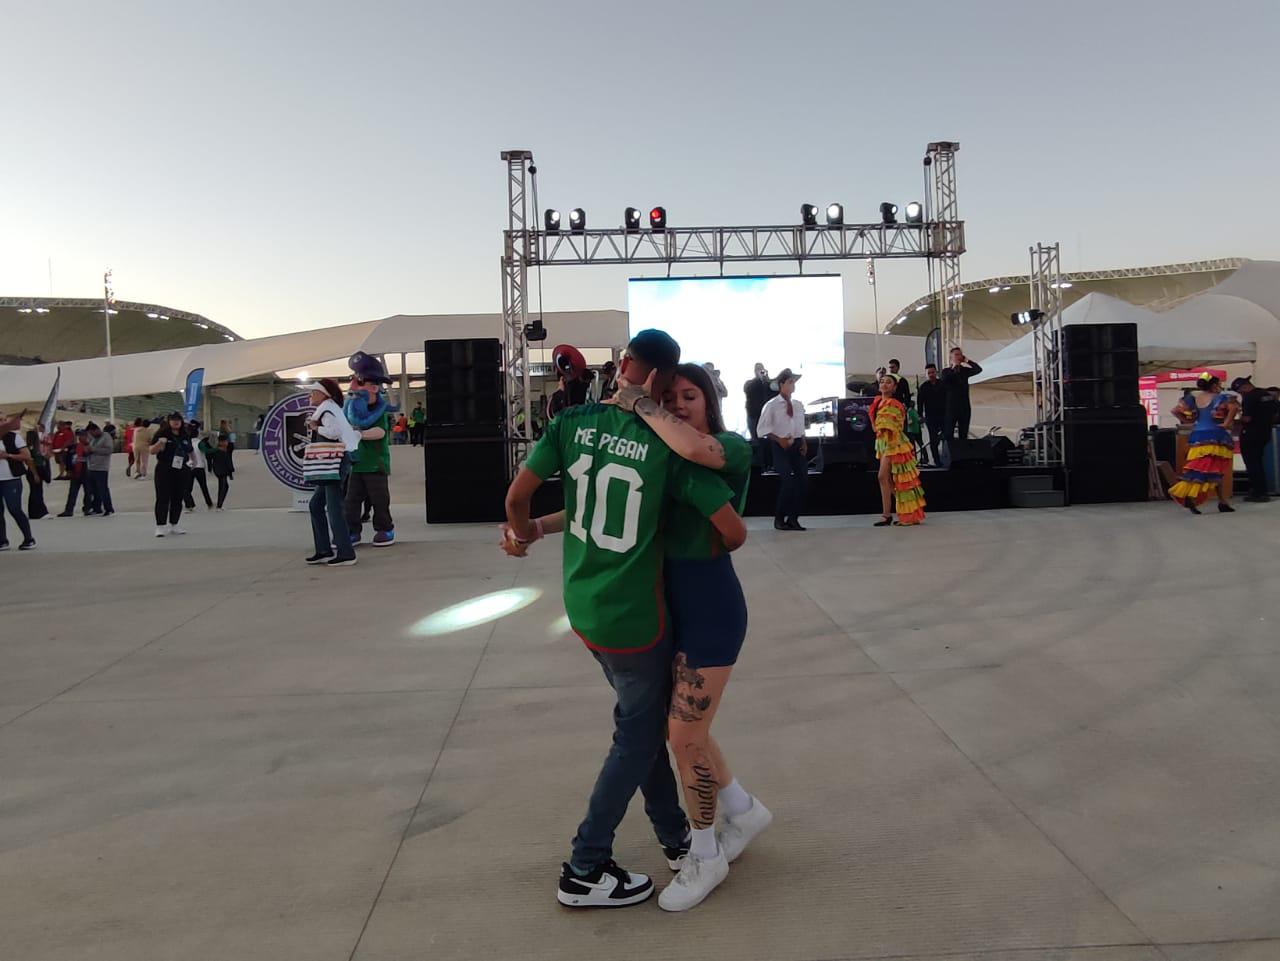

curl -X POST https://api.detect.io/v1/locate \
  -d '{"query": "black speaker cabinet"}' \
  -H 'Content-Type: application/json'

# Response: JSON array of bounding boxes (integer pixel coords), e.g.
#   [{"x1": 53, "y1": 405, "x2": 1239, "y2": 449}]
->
[
  {"x1": 424, "y1": 438, "x2": 508, "y2": 523},
  {"x1": 941, "y1": 436, "x2": 995, "y2": 469},
  {"x1": 1061, "y1": 323, "x2": 1139, "y2": 353},
  {"x1": 1063, "y1": 378, "x2": 1141, "y2": 409},
  {"x1": 1062, "y1": 349, "x2": 1140, "y2": 382},
  {"x1": 424, "y1": 337, "x2": 504, "y2": 438},
  {"x1": 1063, "y1": 406, "x2": 1149, "y2": 504}
]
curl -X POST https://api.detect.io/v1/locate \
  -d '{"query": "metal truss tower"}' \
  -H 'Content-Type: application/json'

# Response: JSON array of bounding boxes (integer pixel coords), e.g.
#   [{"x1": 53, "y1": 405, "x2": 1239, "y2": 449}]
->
[
  {"x1": 499, "y1": 149, "x2": 535, "y2": 475},
  {"x1": 498, "y1": 143, "x2": 965, "y2": 477},
  {"x1": 1029, "y1": 242, "x2": 1066, "y2": 466},
  {"x1": 925, "y1": 142, "x2": 964, "y2": 352}
]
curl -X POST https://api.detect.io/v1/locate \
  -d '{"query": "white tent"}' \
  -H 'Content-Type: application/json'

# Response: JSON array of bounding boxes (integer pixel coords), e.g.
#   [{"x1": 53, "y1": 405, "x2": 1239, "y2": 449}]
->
[
  {"x1": 0, "y1": 310, "x2": 629, "y2": 405},
  {"x1": 971, "y1": 260, "x2": 1280, "y2": 389}
]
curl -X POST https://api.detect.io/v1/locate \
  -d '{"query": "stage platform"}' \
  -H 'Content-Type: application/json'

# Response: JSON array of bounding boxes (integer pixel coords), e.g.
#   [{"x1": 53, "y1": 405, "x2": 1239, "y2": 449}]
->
[
  {"x1": 531, "y1": 464, "x2": 1072, "y2": 520},
  {"x1": 743, "y1": 463, "x2": 1069, "y2": 517}
]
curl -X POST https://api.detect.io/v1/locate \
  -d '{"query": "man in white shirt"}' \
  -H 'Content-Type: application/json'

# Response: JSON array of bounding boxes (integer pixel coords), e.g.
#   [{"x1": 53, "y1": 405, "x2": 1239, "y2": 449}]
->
[{"x1": 756, "y1": 368, "x2": 808, "y2": 531}]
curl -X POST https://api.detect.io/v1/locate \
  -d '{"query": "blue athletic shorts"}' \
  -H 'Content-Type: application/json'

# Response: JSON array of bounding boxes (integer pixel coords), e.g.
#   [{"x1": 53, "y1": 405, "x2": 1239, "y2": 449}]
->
[{"x1": 664, "y1": 554, "x2": 748, "y2": 669}]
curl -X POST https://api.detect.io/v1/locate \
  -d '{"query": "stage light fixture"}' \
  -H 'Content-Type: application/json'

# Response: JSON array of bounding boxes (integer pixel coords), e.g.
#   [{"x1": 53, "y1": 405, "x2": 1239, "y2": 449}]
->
[
  {"x1": 568, "y1": 208, "x2": 586, "y2": 233},
  {"x1": 34, "y1": 307, "x2": 49, "y2": 313},
  {"x1": 904, "y1": 201, "x2": 923, "y2": 223},
  {"x1": 825, "y1": 203, "x2": 844, "y2": 226},
  {"x1": 879, "y1": 202, "x2": 898, "y2": 225},
  {"x1": 544, "y1": 209, "x2": 561, "y2": 233},
  {"x1": 649, "y1": 206, "x2": 666, "y2": 231},
  {"x1": 915, "y1": 304, "x2": 928, "y2": 312},
  {"x1": 989, "y1": 287, "x2": 1002, "y2": 294},
  {"x1": 624, "y1": 207, "x2": 642, "y2": 232},
  {"x1": 1012, "y1": 309, "x2": 1045, "y2": 326},
  {"x1": 800, "y1": 204, "x2": 820, "y2": 226}
]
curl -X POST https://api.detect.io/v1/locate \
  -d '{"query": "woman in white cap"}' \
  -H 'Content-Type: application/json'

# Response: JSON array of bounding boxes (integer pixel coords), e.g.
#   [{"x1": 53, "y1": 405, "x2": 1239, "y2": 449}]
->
[{"x1": 303, "y1": 378, "x2": 361, "y2": 566}]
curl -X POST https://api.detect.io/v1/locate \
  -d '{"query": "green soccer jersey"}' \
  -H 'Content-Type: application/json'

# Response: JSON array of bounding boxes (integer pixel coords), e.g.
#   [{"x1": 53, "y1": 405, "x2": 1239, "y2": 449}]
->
[
  {"x1": 351, "y1": 412, "x2": 391, "y2": 474},
  {"x1": 664, "y1": 432, "x2": 752, "y2": 560},
  {"x1": 524, "y1": 404, "x2": 733, "y2": 652}
]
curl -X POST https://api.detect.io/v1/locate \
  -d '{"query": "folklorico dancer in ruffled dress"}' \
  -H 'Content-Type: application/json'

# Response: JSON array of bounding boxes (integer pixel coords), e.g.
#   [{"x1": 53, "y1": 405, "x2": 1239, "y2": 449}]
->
[
  {"x1": 870, "y1": 375, "x2": 926, "y2": 527},
  {"x1": 1169, "y1": 372, "x2": 1238, "y2": 515}
]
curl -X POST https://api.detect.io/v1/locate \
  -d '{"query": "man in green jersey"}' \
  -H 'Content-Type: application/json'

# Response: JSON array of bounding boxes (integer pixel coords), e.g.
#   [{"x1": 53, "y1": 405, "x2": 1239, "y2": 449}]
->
[{"x1": 504, "y1": 329, "x2": 746, "y2": 909}]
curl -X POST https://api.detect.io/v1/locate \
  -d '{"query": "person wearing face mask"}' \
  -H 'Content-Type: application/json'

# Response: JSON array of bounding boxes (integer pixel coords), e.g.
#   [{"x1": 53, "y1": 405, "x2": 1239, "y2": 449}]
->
[{"x1": 755, "y1": 368, "x2": 808, "y2": 531}]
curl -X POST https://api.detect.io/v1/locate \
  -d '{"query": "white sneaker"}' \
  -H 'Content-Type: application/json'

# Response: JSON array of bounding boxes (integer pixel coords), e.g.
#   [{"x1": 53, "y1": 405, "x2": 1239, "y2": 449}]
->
[
  {"x1": 168, "y1": 525, "x2": 187, "y2": 535},
  {"x1": 154, "y1": 526, "x2": 166, "y2": 537},
  {"x1": 659, "y1": 848, "x2": 728, "y2": 912},
  {"x1": 718, "y1": 797, "x2": 773, "y2": 863}
]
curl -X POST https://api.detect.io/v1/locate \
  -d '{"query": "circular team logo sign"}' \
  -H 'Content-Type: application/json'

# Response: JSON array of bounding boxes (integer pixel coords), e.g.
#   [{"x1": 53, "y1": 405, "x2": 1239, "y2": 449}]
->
[{"x1": 261, "y1": 392, "x2": 315, "y2": 492}]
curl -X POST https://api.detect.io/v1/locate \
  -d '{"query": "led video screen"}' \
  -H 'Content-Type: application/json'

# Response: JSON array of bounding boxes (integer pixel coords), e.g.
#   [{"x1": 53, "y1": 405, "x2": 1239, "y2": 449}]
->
[{"x1": 627, "y1": 275, "x2": 845, "y2": 437}]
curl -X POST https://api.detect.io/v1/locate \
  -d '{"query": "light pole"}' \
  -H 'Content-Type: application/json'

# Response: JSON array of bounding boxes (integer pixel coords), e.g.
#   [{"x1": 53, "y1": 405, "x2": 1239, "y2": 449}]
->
[{"x1": 103, "y1": 269, "x2": 116, "y2": 424}]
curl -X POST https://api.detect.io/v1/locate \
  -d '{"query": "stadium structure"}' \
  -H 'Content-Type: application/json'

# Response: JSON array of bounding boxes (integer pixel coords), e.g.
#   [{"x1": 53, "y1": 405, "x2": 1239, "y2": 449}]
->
[
  {"x1": 885, "y1": 258, "x2": 1244, "y2": 341},
  {"x1": 0, "y1": 296, "x2": 260, "y2": 428}
]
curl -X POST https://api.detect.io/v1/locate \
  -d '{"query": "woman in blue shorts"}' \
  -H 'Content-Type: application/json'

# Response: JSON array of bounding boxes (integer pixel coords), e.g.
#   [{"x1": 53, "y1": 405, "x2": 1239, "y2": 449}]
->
[{"x1": 618, "y1": 362, "x2": 773, "y2": 912}]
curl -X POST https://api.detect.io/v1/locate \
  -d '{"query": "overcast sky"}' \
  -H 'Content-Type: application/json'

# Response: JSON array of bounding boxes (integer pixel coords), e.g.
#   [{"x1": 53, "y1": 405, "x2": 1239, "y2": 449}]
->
[{"x1": 3, "y1": 0, "x2": 1277, "y2": 341}]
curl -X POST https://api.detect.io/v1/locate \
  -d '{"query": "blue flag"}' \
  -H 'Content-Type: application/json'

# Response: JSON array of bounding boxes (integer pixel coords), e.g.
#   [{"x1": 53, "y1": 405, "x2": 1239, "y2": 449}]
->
[{"x1": 184, "y1": 368, "x2": 205, "y2": 422}]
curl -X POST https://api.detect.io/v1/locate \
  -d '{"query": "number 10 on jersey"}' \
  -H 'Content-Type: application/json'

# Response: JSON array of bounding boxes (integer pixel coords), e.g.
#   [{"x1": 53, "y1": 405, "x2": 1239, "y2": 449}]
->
[{"x1": 566, "y1": 454, "x2": 643, "y2": 553}]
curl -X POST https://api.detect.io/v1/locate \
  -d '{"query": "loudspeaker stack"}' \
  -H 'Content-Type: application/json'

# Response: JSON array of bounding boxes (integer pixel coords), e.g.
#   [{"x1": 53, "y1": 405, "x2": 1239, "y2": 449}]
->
[
  {"x1": 423, "y1": 338, "x2": 507, "y2": 523},
  {"x1": 1059, "y1": 323, "x2": 1148, "y2": 504}
]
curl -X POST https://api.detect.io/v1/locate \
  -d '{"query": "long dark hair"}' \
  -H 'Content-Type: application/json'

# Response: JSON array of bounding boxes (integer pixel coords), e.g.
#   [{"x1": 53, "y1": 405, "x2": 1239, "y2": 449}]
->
[{"x1": 671, "y1": 363, "x2": 725, "y2": 435}]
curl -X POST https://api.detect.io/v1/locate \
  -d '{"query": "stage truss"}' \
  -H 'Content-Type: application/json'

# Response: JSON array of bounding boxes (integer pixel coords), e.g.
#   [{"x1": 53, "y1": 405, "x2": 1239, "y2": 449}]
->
[
  {"x1": 1029, "y1": 242, "x2": 1066, "y2": 466},
  {"x1": 499, "y1": 142, "x2": 965, "y2": 476}
]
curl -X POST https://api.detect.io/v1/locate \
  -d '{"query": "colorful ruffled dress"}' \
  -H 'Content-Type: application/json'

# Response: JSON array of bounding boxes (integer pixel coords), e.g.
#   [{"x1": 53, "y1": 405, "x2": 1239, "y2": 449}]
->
[
  {"x1": 872, "y1": 397, "x2": 926, "y2": 525},
  {"x1": 1169, "y1": 393, "x2": 1234, "y2": 506}
]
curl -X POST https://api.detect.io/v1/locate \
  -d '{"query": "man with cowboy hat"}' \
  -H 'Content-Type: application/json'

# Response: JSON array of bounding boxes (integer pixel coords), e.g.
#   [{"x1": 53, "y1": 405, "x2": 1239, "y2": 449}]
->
[{"x1": 756, "y1": 367, "x2": 808, "y2": 531}]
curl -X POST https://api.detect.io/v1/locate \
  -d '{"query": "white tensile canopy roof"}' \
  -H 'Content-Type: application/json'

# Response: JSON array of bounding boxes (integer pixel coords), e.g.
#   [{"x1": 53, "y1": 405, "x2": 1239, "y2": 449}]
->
[
  {"x1": 0, "y1": 310, "x2": 629, "y2": 405},
  {"x1": 971, "y1": 260, "x2": 1280, "y2": 389}
]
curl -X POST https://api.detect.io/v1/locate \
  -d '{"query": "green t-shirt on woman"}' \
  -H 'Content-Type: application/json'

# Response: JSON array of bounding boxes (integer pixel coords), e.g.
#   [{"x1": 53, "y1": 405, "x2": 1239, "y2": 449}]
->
[{"x1": 663, "y1": 431, "x2": 752, "y2": 560}]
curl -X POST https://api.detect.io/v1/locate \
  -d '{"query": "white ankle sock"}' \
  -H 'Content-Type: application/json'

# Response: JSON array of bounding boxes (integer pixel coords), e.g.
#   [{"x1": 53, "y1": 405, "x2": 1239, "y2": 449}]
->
[
  {"x1": 719, "y1": 778, "x2": 753, "y2": 817},
  {"x1": 690, "y1": 826, "x2": 718, "y2": 859}
]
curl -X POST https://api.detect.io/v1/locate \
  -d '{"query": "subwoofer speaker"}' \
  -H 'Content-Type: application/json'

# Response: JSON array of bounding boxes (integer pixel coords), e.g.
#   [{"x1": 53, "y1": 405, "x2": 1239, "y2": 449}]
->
[
  {"x1": 424, "y1": 438, "x2": 508, "y2": 523},
  {"x1": 1063, "y1": 406, "x2": 1149, "y2": 503},
  {"x1": 941, "y1": 436, "x2": 995, "y2": 468}
]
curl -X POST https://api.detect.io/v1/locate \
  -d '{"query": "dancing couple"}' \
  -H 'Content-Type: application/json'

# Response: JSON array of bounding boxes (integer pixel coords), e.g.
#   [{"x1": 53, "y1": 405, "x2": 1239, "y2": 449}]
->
[{"x1": 503, "y1": 329, "x2": 771, "y2": 912}]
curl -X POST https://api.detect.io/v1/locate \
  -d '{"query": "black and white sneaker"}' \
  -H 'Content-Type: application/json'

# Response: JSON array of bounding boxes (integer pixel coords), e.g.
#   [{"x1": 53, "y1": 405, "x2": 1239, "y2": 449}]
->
[
  {"x1": 663, "y1": 836, "x2": 691, "y2": 871},
  {"x1": 556, "y1": 860, "x2": 653, "y2": 908}
]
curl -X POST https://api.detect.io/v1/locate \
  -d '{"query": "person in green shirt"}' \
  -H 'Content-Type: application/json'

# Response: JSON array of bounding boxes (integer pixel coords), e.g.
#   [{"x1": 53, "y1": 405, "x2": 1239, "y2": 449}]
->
[
  {"x1": 409, "y1": 402, "x2": 425, "y2": 446},
  {"x1": 343, "y1": 380, "x2": 395, "y2": 547},
  {"x1": 503, "y1": 330, "x2": 746, "y2": 911}
]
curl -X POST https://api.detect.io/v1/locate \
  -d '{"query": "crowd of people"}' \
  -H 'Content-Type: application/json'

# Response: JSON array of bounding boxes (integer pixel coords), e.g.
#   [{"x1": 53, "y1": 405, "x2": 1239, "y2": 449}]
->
[
  {"x1": 0, "y1": 410, "x2": 241, "y2": 550},
  {"x1": 744, "y1": 354, "x2": 972, "y2": 530}
]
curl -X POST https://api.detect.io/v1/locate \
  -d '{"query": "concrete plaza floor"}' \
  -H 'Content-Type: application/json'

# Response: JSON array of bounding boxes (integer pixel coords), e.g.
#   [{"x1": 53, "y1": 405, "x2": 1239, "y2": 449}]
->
[{"x1": 2, "y1": 450, "x2": 1279, "y2": 960}]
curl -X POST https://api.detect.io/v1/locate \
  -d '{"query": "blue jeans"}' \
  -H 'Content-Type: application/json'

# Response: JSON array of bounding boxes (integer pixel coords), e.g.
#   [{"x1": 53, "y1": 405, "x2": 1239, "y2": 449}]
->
[
  {"x1": 0, "y1": 478, "x2": 33, "y2": 545},
  {"x1": 308, "y1": 457, "x2": 354, "y2": 560},
  {"x1": 571, "y1": 633, "x2": 688, "y2": 872}
]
